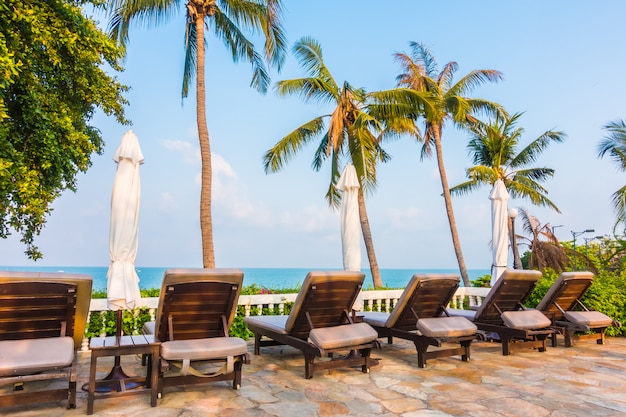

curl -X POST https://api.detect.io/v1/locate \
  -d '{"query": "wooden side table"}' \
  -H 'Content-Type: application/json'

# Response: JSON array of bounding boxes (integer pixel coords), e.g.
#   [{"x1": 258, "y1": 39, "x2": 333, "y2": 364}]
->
[{"x1": 87, "y1": 334, "x2": 160, "y2": 415}]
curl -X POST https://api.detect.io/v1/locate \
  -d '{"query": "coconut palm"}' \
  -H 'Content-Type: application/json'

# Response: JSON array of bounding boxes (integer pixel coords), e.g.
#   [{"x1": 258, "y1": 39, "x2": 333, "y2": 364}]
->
[
  {"x1": 450, "y1": 112, "x2": 566, "y2": 210},
  {"x1": 264, "y1": 37, "x2": 416, "y2": 288},
  {"x1": 376, "y1": 42, "x2": 504, "y2": 286},
  {"x1": 598, "y1": 119, "x2": 626, "y2": 232},
  {"x1": 107, "y1": 0, "x2": 287, "y2": 267}
]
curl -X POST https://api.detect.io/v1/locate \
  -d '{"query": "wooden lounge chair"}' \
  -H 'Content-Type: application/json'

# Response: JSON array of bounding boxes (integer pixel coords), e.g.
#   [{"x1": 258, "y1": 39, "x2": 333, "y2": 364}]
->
[
  {"x1": 361, "y1": 274, "x2": 477, "y2": 368},
  {"x1": 447, "y1": 270, "x2": 555, "y2": 356},
  {"x1": 536, "y1": 271, "x2": 620, "y2": 347},
  {"x1": 244, "y1": 271, "x2": 380, "y2": 379},
  {"x1": 0, "y1": 271, "x2": 92, "y2": 409},
  {"x1": 144, "y1": 268, "x2": 250, "y2": 397}
]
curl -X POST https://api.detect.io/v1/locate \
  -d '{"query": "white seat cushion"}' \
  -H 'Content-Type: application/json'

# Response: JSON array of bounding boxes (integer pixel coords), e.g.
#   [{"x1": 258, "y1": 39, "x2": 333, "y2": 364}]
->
[
  {"x1": 308, "y1": 323, "x2": 378, "y2": 350},
  {"x1": 142, "y1": 321, "x2": 156, "y2": 335},
  {"x1": 501, "y1": 310, "x2": 551, "y2": 330},
  {"x1": 563, "y1": 311, "x2": 613, "y2": 327},
  {"x1": 416, "y1": 317, "x2": 478, "y2": 338},
  {"x1": 161, "y1": 337, "x2": 248, "y2": 361},
  {"x1": 243, "y1": 315, "x2": 289, "y2": 335},
  {"x1": 0, "y1": 337, "x2": 74, "y2": 376}
]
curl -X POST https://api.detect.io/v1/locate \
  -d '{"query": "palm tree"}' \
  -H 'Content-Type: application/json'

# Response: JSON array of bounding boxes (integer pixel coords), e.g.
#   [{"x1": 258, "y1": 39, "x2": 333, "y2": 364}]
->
[
  {"x1": 517, "y1": 207, "x2": 596, "y2": 273},
  {"x1": 598, "y1": 119, "x2": 626, "y2": 232},
  {"x1": 379, "y1": 42, "x2": 504, "y2": 286},
  {"x1": 107, "y1": 0, "x2": 287, "y2": 267},
  {"x1": 264, "y1": 37, "x2": 416, "y2": 288},
  {"x1": 450, "y1": 112, "x2": 566, "y2": 209}
]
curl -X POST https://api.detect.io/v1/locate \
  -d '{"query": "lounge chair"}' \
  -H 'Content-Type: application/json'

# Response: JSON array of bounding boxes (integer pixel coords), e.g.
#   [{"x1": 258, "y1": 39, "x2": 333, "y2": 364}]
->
[
  {"x1": 536, "y1": 271, "x2": 620, "y2": 347},
  {"x1": 361, "y1": 274, "x2": 478, "y2": 368},
  {"x1": 244, "y1": 271, "x2": 380, "y2": 379},
  {"x1": 143, "y1": 268, "x2": 250, "y2": 396},
  {"x1": 447, "y1": 270, "x2": 555, "y2": 355},
  {"x1": 0, "y1": 271, "x2": 92, "y2": 409}
]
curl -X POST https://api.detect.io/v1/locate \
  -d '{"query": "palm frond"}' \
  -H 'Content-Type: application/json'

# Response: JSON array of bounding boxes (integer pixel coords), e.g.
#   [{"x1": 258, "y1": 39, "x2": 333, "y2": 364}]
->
[
  {"x1": 447, "y1": 69, "x2": 503, "y2": 97},
  {"x1": 598, "y1": 119, "x2": 626, "y2": 170},
  {"x1": 181, "y1": 19, "x2": 197, "y2": 98},
  {"x1": 263, "y1": 117, "x2": 326, "y2": 173},
  {"x1": 213, "y1": 10, "x2": 271, "y2": 93},
  {"x1": 510, "y1": 130, "x2": 566, "y2": 167},
  {"x1": 107, "y1": 0, "x2": 181, "y2": 48}
]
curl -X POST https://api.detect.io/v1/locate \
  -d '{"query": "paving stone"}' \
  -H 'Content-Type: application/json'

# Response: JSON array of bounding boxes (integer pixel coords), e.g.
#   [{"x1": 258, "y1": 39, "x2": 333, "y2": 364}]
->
[{"x1": 3, "y1": 337, "x2": 626, "y2": 416}]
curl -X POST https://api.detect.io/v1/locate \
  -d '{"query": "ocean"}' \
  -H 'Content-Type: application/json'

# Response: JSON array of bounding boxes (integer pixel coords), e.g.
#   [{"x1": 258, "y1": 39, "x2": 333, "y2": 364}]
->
[{"x1": 0, "y1": 266, "x2": 490, "y2": 290}]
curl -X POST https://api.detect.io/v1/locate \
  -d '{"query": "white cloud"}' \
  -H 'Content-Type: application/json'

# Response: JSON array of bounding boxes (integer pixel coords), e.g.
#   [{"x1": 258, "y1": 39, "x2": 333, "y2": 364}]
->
[
  {"x1": 163, "y1": 140, "x2": 200, "y2": 164},
  {"x1": 387, "y1": 206, "x2": 426, "y2": 230},
  {"x1": 158, "y1": 192, "x2": 177, "y2": 213}
]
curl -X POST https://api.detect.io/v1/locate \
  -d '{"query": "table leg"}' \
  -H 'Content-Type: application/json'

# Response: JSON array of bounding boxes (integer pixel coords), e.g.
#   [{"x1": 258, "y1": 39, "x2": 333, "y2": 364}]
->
[
  {"x1": 87, "y1": 350, "x2": 98, "y2": 415},
  {"x1": 149, "y1": 346, "x2": 159, "y2": 406}
]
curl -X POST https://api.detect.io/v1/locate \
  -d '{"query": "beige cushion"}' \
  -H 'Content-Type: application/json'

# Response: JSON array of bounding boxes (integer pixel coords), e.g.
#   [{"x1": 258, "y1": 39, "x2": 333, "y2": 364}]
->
[
  {"x1": 0, "y1": 337, "x2": 74, "y2": 376},
  {"x1": 445, "y1": 308, "x2": 477, "y2": 321},
  {"x1": 161, "y1": 337, "x2": 248, "y2": 361},
  {"x1": 563, "y1": 311, "x2": 613, "y2": 327},
  {"x1": 501, "y1": 310, "x2": 551, "y2": 330},
  {"x1": 308, "y1": 323, "x2": 378, "y2": 350},
  {"x1": 244, "y1": 315, "x2": 289, "y2": 335},
  {"x1": 360, "y1": 311, "x2": 390, "y2": 327},
  {"x1": 415, "y1": 317, "x2": 477, "y2": 338},
  {"x1": 143, "y1": 321, "x2": 156, "y2": 335}
]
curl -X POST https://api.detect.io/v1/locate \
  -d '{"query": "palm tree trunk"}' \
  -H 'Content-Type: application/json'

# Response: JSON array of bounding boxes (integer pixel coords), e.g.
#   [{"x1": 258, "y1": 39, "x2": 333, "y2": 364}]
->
[
  {"x1": 433, "y1": 125, "x2": 470, "y2": 286},
  {"x1": 195, "y1": 15, "x2": 215, "y2": 268},
  {"x1": 357, "y1": 189, "x2": 382, "y2": 288}
]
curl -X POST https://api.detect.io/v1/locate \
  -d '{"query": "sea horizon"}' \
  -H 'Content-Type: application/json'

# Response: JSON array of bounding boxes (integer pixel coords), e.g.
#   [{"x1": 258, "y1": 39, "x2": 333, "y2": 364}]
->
[{"x1": 0, "y1": 265, "x2": 491, "y2": 290}]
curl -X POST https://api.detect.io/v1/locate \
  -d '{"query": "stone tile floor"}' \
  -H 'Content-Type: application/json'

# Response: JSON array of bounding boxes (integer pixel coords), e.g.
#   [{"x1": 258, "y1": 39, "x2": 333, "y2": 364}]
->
[{"x1": 3, "y1": 335, "x2": 626, "y2": 416}]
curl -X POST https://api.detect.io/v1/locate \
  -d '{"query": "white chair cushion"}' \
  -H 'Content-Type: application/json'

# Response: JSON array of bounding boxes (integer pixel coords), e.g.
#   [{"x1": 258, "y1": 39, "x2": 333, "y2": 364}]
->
[
  {"x1": 415, "y1": 317, "x2": 478, "y2": 338},
  {"x1": 563, "y1": 311, "x2": 613, "y2": 327},
  {"x1": 161, "y1": 337, "x2": 248, "y2": 361},
  {"x1": 0, "y1": 337, "x2": 74, "y2": 376},
  {"x1": 501, "y1": 310, "x2": 551, "y2": 330},
  {"x1": 308, "y1": 323, "x2": 378, "y2": 350}
]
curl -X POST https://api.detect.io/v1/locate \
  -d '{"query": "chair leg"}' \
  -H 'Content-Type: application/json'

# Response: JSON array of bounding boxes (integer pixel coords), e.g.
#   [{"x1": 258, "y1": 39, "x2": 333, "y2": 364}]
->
[
  {"x1": 254, "y1": 334, "x2": 262, "y2": 355},
  {"x1": 501, "y1": 336, "x2": 511, "y2": 356},
  {"x1": 303, "y1": 353, "x2": 315, "y2": 379},
  {"x1": 461, "y1": 340, "x2": 472, "y2": 362}
]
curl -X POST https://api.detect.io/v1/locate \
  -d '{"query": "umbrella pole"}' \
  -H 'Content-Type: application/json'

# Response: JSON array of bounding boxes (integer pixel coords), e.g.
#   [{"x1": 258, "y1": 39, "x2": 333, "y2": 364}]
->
[{"x1": 82, "y1": 309, "x2": 142, "y2": 393}]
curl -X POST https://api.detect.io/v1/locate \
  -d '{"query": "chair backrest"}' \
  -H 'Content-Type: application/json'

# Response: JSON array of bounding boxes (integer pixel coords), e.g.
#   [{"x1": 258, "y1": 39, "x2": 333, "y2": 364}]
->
[
  {"x1": 155, "y1": 268, "x2": 244, "y2": 342},
  {"x1": 283, "y1": 271, "x2": 365, "y2": 338},
  {"x1": 474, "y1": 270, "x2": 542, "y2": 325},
  {"x1": 536, "y1": 272, "x2": 594, "y2": 321},
  {"x1": 0, "y1": 272, "x2": 92, "y2": 349},
  {"x1": 385, "y1": 274, "x2": 460, "y2": 329}
]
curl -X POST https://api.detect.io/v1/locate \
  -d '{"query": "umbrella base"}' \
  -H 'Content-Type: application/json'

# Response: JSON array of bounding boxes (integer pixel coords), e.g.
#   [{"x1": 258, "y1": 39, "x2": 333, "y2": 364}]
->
[{"x1": 82, "y1": 364, "x2": 143, "y2": 393}]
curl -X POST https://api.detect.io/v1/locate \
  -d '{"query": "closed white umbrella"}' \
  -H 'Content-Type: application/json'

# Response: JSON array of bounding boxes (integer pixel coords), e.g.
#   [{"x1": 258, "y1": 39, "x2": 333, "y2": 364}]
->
[
  {"x1": 107, "y1": 130, "x2": 143, "y2": 310},
  {"x1": 489, "y1": 179, "x2": 510, "y2": 286},
  {"x1": 336, "y1": 164, "x2": 361, "y2": 271}
]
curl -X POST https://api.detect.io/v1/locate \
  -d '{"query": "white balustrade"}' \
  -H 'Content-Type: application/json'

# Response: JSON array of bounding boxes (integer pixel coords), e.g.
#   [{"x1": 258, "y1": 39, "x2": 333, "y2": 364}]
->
[{"x1": 83, "y1": 287, "x2": 490, "y2": 351}]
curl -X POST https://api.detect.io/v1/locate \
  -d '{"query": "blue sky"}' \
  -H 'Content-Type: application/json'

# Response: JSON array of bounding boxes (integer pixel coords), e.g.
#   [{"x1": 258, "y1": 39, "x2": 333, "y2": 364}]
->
[{"x1": 1, "y1": 1, "x2": 625, "y2": 271}]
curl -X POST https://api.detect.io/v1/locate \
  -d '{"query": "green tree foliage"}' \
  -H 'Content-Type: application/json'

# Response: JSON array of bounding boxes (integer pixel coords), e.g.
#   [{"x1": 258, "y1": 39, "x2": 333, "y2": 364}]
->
[
  {"x1": 264, "y1": 37, "x2": 418, "y2": 288},
  {"x1": 0, "y1": 0, "x2": 128, "y2": 259},
  {"x1": 373, "y1": 42, "x2": 504, "y2": 286},
  {"x1": 450, "y1": 112, "x2": 565, "y2": 211},
  {"x1": 598, "y1": 119, "x2": 626, "y2": 232}
]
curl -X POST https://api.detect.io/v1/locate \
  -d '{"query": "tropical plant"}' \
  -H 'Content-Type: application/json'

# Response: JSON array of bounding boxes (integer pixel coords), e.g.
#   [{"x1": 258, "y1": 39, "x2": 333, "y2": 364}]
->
[
  {"x1": 517, "y1": 207, "x2": 596, "y2": 273},
  {"x1": 107, "y1": 0, "x2": 287, "y2": 267},
  {"x1": 450, "y1": 112, "x2": 565, "y2": 210},
  {"x1": 598, "y1": 119, "x2": 626, "y2": 233},
  {"x1": 0, "y1": 0, "x2": 129, "y2": 259},
  {"x1": 263, "y1": 37, "x2": 417, "y2": 288},
  {"x1": 374, "y1": 42, "x2": 504, "y2": 286}
]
